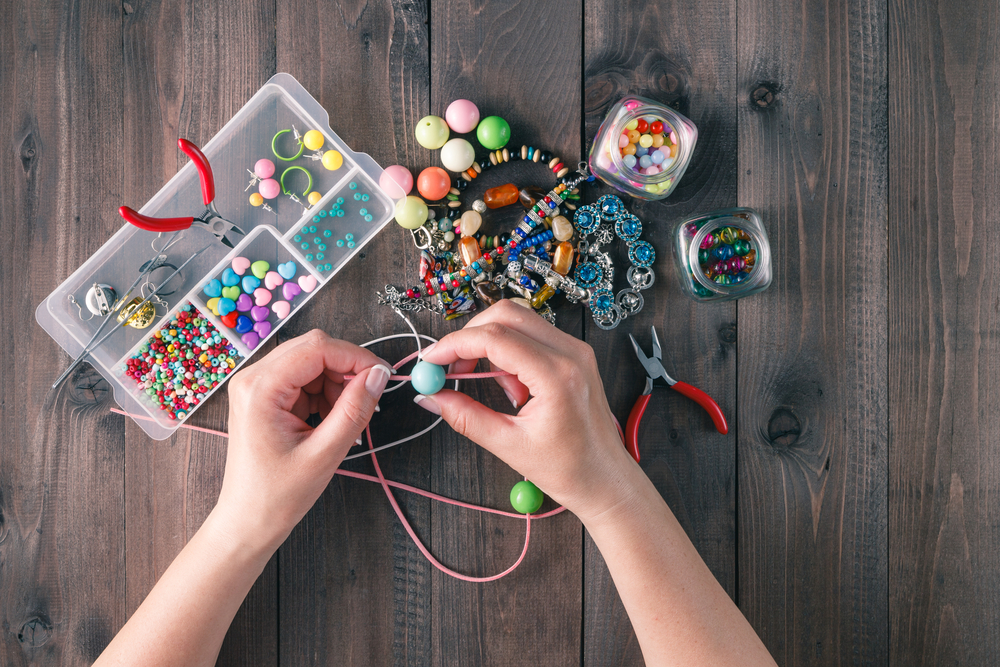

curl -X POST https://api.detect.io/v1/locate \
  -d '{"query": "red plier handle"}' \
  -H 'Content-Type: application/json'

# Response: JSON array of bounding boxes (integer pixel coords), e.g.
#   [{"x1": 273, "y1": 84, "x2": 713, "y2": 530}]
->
[
  {"x1": 118, "y1": 138, "x2": 216, "y2": 232},
  {"x1": 624, "y1": 383, "x2": 728, "y2": 463},
  {"x1": 177, "y1": 138, "x2": 215, "y2": 205}
]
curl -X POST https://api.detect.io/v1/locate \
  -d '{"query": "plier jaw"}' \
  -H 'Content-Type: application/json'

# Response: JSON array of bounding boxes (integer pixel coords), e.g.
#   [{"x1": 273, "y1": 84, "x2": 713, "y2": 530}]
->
[
  {"x1": 624, "y1": 326, "x2": 729, "y2": 463},
  {"x1": 195, "y1": 203, "x2": 245, "y2": 249}
]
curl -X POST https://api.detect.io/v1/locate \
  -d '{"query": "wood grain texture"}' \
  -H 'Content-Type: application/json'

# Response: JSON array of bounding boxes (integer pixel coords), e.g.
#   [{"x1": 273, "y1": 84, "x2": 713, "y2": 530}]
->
[
  {"x1": 737, "y1": 0, "x2": 888, "y2": 664},
  {"x1": 429, "y1": 1, "x2": 583, "y2": 665},
  {"x1": 121, "y1": 1, "x2": 279, "y2": 665},
  {"x1": 583, "y1": 0, "x2": 739, "y2": 663},
  {"x1": 0, "y1": 1, "x2": 126, "y2": 664},
  {"x1": 274, "y1": 0, "x2": 436, "y2": 664},
  {"x1": 889, "y1": 1, "x2": 1000, "y2": 664}
]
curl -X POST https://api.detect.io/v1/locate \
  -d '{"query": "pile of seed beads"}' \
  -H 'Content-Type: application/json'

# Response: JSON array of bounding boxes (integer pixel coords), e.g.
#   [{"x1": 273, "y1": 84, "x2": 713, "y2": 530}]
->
[
  {"x1": 698, "y1": 225, "x2": 757, "y2": 285},
  {"x1": 122, "y1": 303, "x2": 242, "y2": 421},
  {"x1": 618, "y1": 117, "x2": 679, "y2": 176}
]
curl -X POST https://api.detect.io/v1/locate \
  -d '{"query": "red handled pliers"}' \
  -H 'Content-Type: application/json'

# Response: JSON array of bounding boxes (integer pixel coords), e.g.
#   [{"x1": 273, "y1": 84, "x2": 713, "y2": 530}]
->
[
  {"x1": 119, "y1": 138, "x2": 246, "y2": 248},
  {"x1": 624, "y1": 326, "x2": 728, "y2": 462}
]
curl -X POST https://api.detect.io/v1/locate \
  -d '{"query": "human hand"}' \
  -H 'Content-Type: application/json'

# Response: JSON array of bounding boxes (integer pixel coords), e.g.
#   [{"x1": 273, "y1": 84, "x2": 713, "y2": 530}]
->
[
  {"x1": 414, "y1": 301, "x2": 640, "y2": 522},
  {"x1": 214, "y1": 330, "x2": 391, "y2": 550}
]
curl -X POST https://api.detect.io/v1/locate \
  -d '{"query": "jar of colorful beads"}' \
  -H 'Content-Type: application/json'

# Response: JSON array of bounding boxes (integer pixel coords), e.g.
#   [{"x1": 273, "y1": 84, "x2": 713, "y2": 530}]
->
[
  {"x1": 672, "y1": 207, "x2": 772, "y2": 302},
  {"x1": 588, "y1": 95, "x2": 697, "y2": 201}
]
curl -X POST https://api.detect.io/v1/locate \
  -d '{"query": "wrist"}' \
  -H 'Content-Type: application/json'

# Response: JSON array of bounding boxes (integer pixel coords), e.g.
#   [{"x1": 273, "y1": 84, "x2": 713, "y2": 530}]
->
[
  {"x1": 205, "y1": 500, "x2": 288, "y2": 562},
  {"x1": 566, "y1": 452, "x2": 651, "y2": 526}
]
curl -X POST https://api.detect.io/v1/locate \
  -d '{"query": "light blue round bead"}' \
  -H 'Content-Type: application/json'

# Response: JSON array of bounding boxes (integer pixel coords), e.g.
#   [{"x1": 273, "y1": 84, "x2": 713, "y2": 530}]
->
[{"x1": 410, "y1": 360, "x2": 446, "y2": 395}]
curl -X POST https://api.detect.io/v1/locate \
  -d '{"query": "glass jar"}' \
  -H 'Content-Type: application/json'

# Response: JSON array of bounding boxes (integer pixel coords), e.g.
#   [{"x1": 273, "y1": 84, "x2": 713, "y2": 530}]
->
[
  {"x1": 672, "y1": 207, "x2": 772, "y2": 302},
  {"x1": 588, "y1": 95, "x2": 697, "y2": 201}
]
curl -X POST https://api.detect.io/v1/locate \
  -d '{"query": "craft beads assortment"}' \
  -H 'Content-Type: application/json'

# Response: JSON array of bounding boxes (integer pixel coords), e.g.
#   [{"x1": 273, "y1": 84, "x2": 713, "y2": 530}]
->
[
  {"x1": 121, "y1": 303, "x2": 243, "y2": 421},
  {"x1": 672, "y1": 207, "x2": 772, "y2": 302},
  {"x1": 589, "y1": 95, "x2": 697, "y2": 201},
  {"x1": 204, "y1": 255, "x2": 317, "y2": 349},
  {"x1": 377, "y1": 98, "x2": 661, "y2": 328}
]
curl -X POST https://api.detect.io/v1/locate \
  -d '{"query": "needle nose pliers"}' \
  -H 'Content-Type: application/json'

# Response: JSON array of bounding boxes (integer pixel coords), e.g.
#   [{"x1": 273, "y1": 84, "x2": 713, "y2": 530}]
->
[
  {"x1": 625, "y1": 326, "x2": 728, "y2": 462},
  {"x1": 119, "y1": 138, "x2": 246, "y2": 248}
]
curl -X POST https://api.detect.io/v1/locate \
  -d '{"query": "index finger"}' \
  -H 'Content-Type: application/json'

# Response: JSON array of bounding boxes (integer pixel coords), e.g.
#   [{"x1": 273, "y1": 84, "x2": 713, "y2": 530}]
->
[
  {"x1": 418, "y1": 321, "x2": 556, "y2": 393},
  {"x1": 252, "y1": 330, "x2": 384, "y2": 410}
]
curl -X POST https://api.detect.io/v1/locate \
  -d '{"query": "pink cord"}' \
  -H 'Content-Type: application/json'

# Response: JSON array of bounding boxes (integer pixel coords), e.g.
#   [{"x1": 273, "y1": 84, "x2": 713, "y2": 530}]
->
[{"x1": 109, "y1": 362, "x2": 565, "y2": 582}]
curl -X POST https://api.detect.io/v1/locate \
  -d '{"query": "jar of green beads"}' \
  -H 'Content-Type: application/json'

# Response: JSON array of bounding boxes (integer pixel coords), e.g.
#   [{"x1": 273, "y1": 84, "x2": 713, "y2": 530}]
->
[{"x1": 672, "y1": 207, "x2": 772, "y2": 302}]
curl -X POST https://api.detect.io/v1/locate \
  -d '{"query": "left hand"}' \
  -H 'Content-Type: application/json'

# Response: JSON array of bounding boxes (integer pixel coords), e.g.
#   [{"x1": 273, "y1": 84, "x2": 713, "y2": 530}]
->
[{"x1": 214, "y1": 329, "x2": 391, "y2": 550}]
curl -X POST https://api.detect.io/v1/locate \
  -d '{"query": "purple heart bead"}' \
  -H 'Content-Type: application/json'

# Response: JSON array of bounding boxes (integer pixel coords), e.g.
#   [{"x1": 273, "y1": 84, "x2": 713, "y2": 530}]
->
[
  {"x1": 250, "y1": 305, "x2": 270, "y2": 322},
  {"x1": 241, "y1": 332, "x2": 260, "y2": 350},
  {"x1": 282, "y1": 282, "x2": 302, "y2": 301},
  {"x1": 253, "y1": 320, "x2": 272, "y2": 338},
  {"x1": 236, "y1": 293, "x2": 253, "y2": 312}
]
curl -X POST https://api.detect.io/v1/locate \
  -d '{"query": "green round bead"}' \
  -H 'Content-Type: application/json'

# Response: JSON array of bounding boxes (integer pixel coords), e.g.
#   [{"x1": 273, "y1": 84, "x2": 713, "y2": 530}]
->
[
  {"x1": 477, "y1": 115, "x2": 511, "y2": 150},
  {"x1": 510, "y1": 480, "x2": 544, "y2": 514}
]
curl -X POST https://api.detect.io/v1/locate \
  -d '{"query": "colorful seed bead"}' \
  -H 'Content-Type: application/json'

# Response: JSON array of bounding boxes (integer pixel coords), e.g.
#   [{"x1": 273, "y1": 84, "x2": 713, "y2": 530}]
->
[{"x1": 123, "y1": 303, "x2": 242, "y2": 420}]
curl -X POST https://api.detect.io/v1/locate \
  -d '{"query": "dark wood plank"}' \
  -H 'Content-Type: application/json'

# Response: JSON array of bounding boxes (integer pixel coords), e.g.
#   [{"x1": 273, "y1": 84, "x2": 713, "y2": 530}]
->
[
  {"x1": 889, "y1": 1, "x2": 1000, "y2": 664},
  {"x1": 428, "y1": 1, "x2": 584, "y2": 665},
  {"x1": 120, "y1": 2, "x2": 279, "y2": 665},
  {"x1": 737, "y1": 0, "x2": 887, "y2": 664},
  {"x1": 0, "y1": 1, "x2": 126, "y2": 664},
  {"x1": 274, "y1": 1, "x2": 437, "y2": 665},
  {"x1": 583, "y1": 0, "x2": 739, "y2": 664}
]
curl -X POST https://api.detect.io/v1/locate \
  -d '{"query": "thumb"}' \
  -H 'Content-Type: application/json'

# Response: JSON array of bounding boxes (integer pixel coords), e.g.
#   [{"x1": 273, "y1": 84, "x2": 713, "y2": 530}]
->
[
  {"x1": 415, "y1": 388, "x2": 517, "y2": 454},
  {"x1": 312, "y1": 364, "x2": 391, "y2": 453}
]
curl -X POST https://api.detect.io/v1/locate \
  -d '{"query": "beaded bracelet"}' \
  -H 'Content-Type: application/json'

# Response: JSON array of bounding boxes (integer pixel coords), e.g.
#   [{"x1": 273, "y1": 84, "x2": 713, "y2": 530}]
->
[
  {"x1": 570, "y1": 195, "x2": 655, "y2": 330},
  {"x1": 379, "y1": 167, "x2": 596, "y2": 324}
]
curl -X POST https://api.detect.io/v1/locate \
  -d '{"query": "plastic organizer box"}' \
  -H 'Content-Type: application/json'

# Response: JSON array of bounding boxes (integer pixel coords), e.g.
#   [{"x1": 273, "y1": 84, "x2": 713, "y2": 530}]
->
[{"x1": 36, "y1": 73, "x2": 395, "y2": 439}]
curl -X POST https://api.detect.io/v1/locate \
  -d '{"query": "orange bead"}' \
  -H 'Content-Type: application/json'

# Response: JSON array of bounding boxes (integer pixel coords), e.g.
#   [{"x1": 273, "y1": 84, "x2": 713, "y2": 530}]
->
[
  {"x1": 651, "y1": 133, "x2": 664, "y2": 147},
  {"x1": 416, "y1": 167, "x2": 451, "y2": 201},
  {"x1": 459, "y1": 236, "x2": 482, "y2": 266},
  {"x1": 552, "y1": 242, "x2": 574, "y2": 275},
  {"x1": 622, "y1": 143, "x2": 637, "y2": 156},
  {"x1": 484, "y1": 183, "x2": 519, "y2": 209},
  {"x1": 627, "y1": 129, "x2": 640, "y2": 143}
]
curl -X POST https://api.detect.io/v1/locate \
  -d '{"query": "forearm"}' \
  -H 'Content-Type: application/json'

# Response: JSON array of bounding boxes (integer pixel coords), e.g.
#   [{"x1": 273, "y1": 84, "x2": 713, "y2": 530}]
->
[
  {"x1": 583, "y1": 466, "x2": 776, "y2": 667},
  {"x1": 94, "y1": 507, "x2": 275, "y2": 667}
]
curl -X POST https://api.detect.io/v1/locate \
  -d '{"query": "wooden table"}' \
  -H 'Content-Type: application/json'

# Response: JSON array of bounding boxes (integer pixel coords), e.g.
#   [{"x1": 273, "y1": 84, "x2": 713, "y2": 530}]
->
[{"x1": 5, "y1": 0, "x2": 988, "y2": 664}]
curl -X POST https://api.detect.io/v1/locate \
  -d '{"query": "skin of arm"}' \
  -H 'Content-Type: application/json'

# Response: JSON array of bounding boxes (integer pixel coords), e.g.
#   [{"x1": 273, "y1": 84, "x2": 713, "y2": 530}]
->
[
  {"x1": 416, "y1": 301, "x2": 777, "y2": 667},
  {"x1": 94, "y1": 330, "x2": 391, "y2": 667}
]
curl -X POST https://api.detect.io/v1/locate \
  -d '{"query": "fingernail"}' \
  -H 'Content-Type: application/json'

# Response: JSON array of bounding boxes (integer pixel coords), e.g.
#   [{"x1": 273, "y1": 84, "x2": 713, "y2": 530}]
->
[
  {"x1": 420, "y1": 342, "x2": 436, "y2": 359},
  {"x1": 413, "y1": 394, "x2": 441, "y2": 415},
  {"x1": 355, "y1": 437, "x2": 362, "y2": 445},
  {"x1": 504, "y1": 388, "x2": 519, "y2": 409},
  {"x1": 365, "y1": 364, "x2": 392, "y2": 397},
  {"x1": 374, "y1": 403, "x2": 380, "y2": 413}
]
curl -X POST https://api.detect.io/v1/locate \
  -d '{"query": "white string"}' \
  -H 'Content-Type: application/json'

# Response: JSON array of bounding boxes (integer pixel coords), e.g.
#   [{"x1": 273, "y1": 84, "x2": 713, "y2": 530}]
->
[{"x1": 342, "y1": 315, "x2": 459, "y2": 460}]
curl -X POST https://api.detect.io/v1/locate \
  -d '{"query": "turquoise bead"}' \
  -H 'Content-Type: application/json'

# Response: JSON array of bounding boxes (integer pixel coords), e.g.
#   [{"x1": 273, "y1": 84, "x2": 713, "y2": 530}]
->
[{"x1": 410, "y1": 360, "x2": 446, "y2": 395}]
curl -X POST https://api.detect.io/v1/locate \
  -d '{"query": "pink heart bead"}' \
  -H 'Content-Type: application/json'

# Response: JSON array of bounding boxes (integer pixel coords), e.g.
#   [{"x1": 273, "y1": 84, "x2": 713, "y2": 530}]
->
[
  {"x1": 264, "y1": 271, "x2": 284, "y2": 290},
  {"x1": 235, "y1": 293, "x2": 253, "y2": 312},
  {"x1": 231, "y1": 257, "x2": 251, "y2": 275},
  {"x1": 250, "y1": 305, "x2": 270, "y2": 322},
  {"x1": 253, "y1": 287, "x2": 272, "y2": 306},
  {"x1": 297, "y1": 274, "x2": 318, "y2": 293},
  {"x1": 282, "y1": 282, "x2": 302, "y2": 301},
  {"x1": 272, "y1": 301, "x2": 291, "y2": 319},
  {"x1": 253, "y1": 320, "x2": 272, "y2": 338}
]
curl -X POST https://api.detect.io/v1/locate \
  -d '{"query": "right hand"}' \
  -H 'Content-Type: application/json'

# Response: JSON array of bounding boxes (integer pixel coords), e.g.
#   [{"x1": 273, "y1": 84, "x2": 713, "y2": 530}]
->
[{"x1": 415, "y1": 300, "x2": 641, "y2": 522}]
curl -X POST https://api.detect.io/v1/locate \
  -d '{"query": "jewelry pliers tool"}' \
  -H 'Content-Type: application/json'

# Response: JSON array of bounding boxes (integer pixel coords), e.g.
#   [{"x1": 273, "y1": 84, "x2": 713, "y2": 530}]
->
[
  {"x1": 119, "y1": 138, "x2": 246, "y2": 248},
  {"x1": 625, "y1": 326, "x2": 728, "y2": 462}
]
